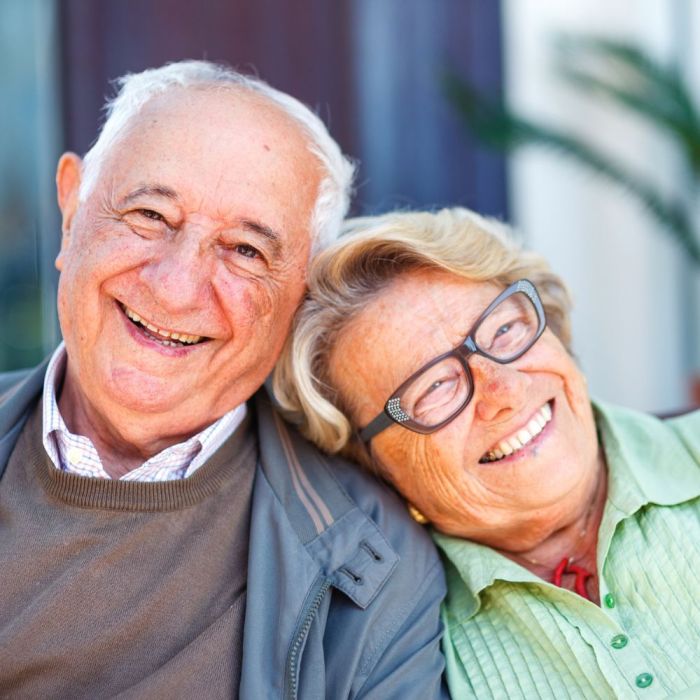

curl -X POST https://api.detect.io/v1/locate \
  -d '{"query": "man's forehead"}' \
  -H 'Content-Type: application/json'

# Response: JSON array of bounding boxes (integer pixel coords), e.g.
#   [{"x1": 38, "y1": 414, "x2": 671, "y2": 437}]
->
[
  {"x1": 122, "y1": 86, "x2": 308, "y2": 149},
  {"x1": 100, "y1": 87, "x2": 312, "y2": 174},
  {"x1": 97, "y1": 87, "x2": 321, "y2": 195}
]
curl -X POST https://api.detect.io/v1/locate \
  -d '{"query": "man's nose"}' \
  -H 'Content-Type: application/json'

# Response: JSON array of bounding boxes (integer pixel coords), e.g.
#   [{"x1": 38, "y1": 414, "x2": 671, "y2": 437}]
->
[
  {"x1": 469, "y1": 354, "x2": 530, "y2": 423},
  {"x1": 140, "y1": 235, "x2": 212, "y2": 313}
]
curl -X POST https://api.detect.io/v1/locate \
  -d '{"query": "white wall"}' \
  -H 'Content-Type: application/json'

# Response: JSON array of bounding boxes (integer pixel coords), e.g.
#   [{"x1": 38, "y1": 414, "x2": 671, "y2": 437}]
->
[{"x1": 502, "y1": 0, "x2": 697, "y2": 412}]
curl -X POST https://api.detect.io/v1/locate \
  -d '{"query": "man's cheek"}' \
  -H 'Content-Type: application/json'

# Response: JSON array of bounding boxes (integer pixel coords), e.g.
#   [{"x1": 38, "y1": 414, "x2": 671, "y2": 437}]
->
[
  {"x1": 220, "y1": 278, "x2": 276, "y2": 325},
  {"x1": 56, "y1": 278, "x2": 76, "y2": 335}
]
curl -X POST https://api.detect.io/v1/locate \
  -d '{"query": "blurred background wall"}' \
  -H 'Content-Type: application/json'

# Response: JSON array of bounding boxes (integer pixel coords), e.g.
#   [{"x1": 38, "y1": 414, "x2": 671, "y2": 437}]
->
[
  {"x1": 504, "y1": 0, "x2": 700, "y2": 413},
  {"x1": 1, "y1": 0, "x2": 698, "y2": 413}
]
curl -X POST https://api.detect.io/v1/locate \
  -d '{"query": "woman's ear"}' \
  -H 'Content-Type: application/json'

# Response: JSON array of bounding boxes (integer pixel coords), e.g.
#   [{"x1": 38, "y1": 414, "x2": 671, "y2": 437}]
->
[{"x1": 55, "y1": 152, "x2": 83, "y2": 271}]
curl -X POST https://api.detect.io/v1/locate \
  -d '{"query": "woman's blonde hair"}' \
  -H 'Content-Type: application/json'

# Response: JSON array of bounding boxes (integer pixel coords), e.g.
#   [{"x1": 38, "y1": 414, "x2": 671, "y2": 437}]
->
[{"x1": 273, "y1": 207, "x2": 572, "y2": 468}]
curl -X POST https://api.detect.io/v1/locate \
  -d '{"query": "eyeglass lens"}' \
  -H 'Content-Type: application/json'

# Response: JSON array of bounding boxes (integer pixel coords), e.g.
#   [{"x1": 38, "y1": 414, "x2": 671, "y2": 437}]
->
[{"x1": 474, "y1": 290, "x2": 540, "y2": 361}]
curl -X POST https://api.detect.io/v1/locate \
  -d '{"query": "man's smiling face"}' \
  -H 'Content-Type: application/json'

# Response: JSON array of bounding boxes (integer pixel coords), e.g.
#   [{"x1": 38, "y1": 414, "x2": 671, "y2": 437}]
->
[{"x1": 55, "y1": 87, "x2": 322, "y2": 445}]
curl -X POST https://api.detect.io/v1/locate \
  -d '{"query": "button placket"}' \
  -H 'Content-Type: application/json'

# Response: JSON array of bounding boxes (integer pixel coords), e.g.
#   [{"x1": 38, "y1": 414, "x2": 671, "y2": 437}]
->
[
  {"x1": 587, "y1": 538, "x2": 669, "y2": 696},
  {"x1": 552, "y1": 579, "x2": 664, "y2": 697},
  {"x1": 602, "y1": 630, "x2": 662, "y2": 695}
]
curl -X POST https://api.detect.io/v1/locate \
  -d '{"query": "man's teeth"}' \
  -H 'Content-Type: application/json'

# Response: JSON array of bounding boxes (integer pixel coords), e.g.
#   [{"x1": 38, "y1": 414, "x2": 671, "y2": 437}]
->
[
  {"x1": 482, "y1": 402, "x2": 552, "y2": 463},
  {"x1": 123, "y1": 306, "x2": 202, "y2": 345}
]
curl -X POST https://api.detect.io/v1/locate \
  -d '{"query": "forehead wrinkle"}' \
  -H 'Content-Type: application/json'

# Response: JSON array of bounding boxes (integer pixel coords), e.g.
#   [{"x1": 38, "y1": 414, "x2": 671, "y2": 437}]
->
[
  {"x1": 382, "y1": 275, "x2": 460, "y2": 363},
  {"x1": 424, "y1": 276, "x2": 491, "y2": 331},
  {"x1": 418, "y1": 284, "x2": 460, "y2": 342},
  {"x1": 332, "y1": 282, "x2": 440, "y2": 415}
]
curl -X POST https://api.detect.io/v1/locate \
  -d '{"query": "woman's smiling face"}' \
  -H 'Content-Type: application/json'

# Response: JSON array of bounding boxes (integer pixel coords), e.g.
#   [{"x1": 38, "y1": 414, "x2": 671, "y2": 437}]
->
[{"x1": 328, "y1": 268, "x2": 603, "y2": 552}]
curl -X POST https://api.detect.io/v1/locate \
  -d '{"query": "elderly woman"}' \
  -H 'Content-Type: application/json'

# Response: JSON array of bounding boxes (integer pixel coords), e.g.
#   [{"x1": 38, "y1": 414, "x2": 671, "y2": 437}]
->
[{"x1": 273, "y1": 208, "x2": 700, "y2": 699}]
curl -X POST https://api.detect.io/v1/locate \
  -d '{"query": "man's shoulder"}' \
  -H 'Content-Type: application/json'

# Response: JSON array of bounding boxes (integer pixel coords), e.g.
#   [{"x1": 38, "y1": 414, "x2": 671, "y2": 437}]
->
[
  {"x1": 326, "y1": 450, "x2": 439, "y2": 559},
  {"x1": 0, "y1": 360, "x2": 48, "y2": 433},
  {"x1": 0, "y1": 360, "x2": 48, "y2": 474},
  {"x1": 254, "y1": 390, "x2": 441, "y2": 569},
  {"x1": 258, "y1": 403, "x2": 446, "y2": 610},
  {"x1": 0, "y1": 366, "x2": 35, "y2": 398},
  {"x1": 297, "y1": 440, "x2": 447, "y2": 697},
  {"x1": 241, "y1": 396, "x2": 449, "y2": 698}
]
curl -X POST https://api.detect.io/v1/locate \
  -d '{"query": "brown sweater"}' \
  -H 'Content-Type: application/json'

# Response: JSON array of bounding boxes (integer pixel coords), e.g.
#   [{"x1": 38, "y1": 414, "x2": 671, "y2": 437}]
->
[{"x1": 0, "y1": 400, "x2": 257, "y2": 699}]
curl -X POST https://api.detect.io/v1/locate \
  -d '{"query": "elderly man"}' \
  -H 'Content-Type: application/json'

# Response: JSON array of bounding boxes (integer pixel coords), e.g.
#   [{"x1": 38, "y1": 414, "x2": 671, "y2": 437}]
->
[{"x1": 0, "y1": 62, "x2": 446, "y2": 699}]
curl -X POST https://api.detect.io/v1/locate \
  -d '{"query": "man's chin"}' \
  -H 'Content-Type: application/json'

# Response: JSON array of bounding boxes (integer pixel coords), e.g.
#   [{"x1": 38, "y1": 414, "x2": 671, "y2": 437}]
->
[{"x1": 102, "y1": 367, "x2": 196, "y2": 416}]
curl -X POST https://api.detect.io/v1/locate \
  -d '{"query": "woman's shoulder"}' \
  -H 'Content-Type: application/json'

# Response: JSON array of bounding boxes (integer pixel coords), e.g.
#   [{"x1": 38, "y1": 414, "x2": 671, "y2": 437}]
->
[
  {"x1": 594, "y1": 400, "x2": 700, "y2": 495},
  {"x1": 666, "y1": 408, "x2": 700, "y2": 461},
  {"x1": 593, "y1": 399, "x2": 697, "y2": 444}
]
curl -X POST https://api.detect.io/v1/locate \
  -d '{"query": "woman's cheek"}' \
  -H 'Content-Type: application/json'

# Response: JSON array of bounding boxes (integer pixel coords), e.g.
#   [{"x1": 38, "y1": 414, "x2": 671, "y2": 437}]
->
[{"x1": 566, "y1": 362, "x2": 591, "y2": 415}]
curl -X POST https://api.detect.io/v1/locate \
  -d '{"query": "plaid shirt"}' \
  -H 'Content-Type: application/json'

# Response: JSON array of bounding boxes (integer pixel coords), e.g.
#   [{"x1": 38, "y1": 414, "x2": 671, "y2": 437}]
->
[{"x1": 41, "y1": 344, "x2": 246, "y2": 481}]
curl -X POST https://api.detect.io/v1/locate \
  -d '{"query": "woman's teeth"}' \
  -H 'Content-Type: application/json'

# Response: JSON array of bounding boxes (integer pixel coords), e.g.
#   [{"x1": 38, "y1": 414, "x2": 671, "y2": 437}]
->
[
  {"x1": 481, "y1": 402, "x2": 552, "y2": 463},
  {"x1": 122, "y1": 305, "x2": 203, "y2": 345}
]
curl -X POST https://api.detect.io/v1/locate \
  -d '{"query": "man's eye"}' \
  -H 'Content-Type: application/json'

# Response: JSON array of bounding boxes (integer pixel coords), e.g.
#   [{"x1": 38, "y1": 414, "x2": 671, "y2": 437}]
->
[
  {"x1": 235, "y1": 243, "x2": 261, "y2": 259},
  {"x1": 138, "y1": 209, "x2": 165, "y2": 222}
]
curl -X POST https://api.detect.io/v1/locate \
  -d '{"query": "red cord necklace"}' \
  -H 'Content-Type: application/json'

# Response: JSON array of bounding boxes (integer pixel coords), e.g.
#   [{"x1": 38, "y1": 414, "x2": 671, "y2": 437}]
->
[{"x1": 552, "y1": 557, "x2": 593, "y2": 600}]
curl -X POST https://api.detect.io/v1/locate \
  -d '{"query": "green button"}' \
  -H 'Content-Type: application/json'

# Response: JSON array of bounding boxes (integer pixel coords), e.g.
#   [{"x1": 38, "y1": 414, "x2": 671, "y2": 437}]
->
[
  {"x1": 635, "y1": 673, "x2": 653, "y2": 689},
  {"x1": 604, "y1": 593, "x2": 615, "y2": 608},
  {"x1": 611, "y1": 634, "x2": 628, "y2": 649}
]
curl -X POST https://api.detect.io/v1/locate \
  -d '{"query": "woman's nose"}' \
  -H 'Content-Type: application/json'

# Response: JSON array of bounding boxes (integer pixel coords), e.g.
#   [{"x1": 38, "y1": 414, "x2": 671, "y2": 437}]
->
[{"x1": 469, "y1": 354, "x2": 531, "y2": 423}]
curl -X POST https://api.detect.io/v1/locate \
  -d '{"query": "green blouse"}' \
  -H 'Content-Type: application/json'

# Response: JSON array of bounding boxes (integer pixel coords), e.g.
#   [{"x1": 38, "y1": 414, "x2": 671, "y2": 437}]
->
[{"x1": 435, "y1": 402, "x2": 700, "y2": 699}]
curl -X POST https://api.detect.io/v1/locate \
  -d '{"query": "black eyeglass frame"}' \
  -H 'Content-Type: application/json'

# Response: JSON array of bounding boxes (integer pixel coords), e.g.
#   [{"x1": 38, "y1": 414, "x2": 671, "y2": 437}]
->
[{"x1": 358, "y1": 279, "x2": 546, "y2": 442}]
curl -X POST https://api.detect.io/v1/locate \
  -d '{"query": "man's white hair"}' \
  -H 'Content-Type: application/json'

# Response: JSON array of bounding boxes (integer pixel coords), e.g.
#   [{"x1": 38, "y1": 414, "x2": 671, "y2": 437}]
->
[{"x1": 79, "y1": 60, "x2": 356, "y2": 254}]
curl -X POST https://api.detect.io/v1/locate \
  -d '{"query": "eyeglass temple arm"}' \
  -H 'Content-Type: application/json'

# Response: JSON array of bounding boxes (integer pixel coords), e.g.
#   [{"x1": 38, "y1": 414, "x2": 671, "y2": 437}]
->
[{"x1": 359, "y1": 411, "x2": 394, "y2": 443}]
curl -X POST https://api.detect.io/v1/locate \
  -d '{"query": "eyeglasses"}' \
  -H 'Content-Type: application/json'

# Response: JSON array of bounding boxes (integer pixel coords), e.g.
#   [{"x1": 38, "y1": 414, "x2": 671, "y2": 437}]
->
[{"x1": 359, "y1": 279, "x2": 546, "y2": 442}]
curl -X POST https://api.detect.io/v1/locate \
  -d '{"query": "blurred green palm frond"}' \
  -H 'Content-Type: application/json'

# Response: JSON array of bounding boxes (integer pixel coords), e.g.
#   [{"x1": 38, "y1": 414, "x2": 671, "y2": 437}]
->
[{"x1": 445, "y1": 34, "x2": 700, "y2": 265}]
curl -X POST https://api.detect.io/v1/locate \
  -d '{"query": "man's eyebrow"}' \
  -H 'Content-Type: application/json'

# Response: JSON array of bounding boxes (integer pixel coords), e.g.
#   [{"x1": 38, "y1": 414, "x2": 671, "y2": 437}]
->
[
  {"x1": 240, "y1": 219, "x2": 283, "y2": 253},
  {"x1": 119, "y1": 185, "x2": 179, "y2": 206}
]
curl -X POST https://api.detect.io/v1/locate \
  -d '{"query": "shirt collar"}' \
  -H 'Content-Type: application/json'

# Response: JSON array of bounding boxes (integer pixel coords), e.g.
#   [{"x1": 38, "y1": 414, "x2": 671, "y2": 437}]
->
[
  {"x1": 434, "y1": 530, "x2": 541, "y2": 619},
  {"x1": 434, "y1": 399, "x2": 700, "y2": 619}
]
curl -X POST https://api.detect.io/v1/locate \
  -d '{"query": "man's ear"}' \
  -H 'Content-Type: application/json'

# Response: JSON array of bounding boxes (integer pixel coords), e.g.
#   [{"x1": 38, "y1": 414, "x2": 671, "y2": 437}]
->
[{"x1": 55, "y1": 152, "x2": 83, "y2": 271}]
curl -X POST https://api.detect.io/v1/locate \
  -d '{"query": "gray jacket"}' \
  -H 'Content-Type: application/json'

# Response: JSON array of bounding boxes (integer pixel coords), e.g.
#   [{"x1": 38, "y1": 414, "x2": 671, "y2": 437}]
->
[{"x1": 0, "y1": 361, "x2": 448, "y2": 699}]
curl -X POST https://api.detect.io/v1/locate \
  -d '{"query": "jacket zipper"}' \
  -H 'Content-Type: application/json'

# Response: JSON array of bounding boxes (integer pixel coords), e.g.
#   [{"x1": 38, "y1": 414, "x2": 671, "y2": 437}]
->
[{"x1": 285, "y1": 577, "x2": 332, "y2": 700}]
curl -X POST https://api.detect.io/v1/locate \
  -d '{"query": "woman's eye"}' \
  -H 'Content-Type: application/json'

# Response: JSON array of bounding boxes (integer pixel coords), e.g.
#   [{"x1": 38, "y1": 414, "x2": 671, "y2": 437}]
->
[
  {"x1": 414, "y1": 377, "x2": 458, "y2": 410},
  {"x1": 495, "y1": 323, "x2": 512, "y2": 338}
]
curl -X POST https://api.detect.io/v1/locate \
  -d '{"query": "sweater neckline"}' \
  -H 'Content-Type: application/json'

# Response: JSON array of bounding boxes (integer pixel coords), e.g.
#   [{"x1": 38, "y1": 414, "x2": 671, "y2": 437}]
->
[{"x1": 23, "y1": 401, "x2": 256, "y2": 512}]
